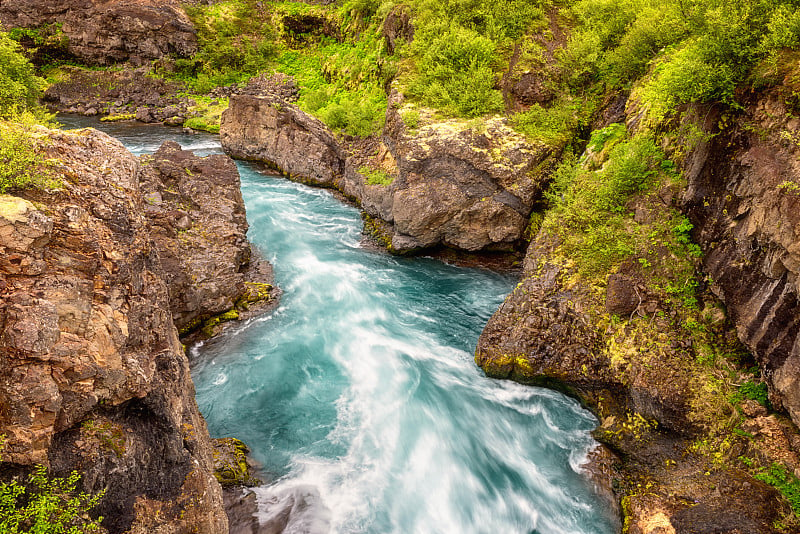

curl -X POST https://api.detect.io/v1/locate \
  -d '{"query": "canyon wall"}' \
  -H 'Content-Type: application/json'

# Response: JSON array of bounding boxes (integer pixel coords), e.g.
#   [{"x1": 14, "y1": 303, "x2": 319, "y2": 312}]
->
[{"x1": 0, "y1": 125, "x2": 273, "y2": 533}]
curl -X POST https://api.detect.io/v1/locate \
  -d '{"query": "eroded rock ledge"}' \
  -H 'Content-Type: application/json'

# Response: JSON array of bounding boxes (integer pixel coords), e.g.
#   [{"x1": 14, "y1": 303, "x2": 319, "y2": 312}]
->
[
  {"x1": 220, "y1": 90, "x2": 556, "y2": 254},
  {"x1": 0, "y1": 126, "x2": 275, "y2": 533}
]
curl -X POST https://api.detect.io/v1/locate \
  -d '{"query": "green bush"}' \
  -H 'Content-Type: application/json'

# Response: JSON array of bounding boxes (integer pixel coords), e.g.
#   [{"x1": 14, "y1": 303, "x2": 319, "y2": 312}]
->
[
  {"x1": 0, "y1": 436, "x2": 104, "y2": 534},
  {"x1": 0, "y1": 465, "x2": 104, "y2": 533},
  {"x1": 0, "y1": 31, "x2": 46, "y2": 119},
  {"x1": 512, "y1": 99, "x2": 582, "y2": 144},
  {"x1": 408, "y1": 25, "x2": 502, "y2": 117},
  {"x1": 0, "y1": 122, "x2": 57, "y2": 193}
]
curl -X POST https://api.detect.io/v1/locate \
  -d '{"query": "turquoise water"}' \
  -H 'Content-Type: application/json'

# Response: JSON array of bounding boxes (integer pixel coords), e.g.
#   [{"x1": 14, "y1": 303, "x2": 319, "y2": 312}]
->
[{"x1": 60, "y1": 117, "x2": 616, "y2": 534}]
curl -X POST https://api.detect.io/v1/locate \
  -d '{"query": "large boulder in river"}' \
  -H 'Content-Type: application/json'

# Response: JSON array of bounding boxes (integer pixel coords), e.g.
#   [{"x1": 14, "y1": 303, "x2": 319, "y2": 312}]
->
[
  {"x1": 220, "y1": 91, "x2": 554, "y2": 253},
  {"x1": 0, "y1": 126, "x2": 226, "y2": 532},
  {"x1": 221, "y1": 94, "x2": 345, "y2": 185},
  {"x1": 380, "y1": 90, "x2": 552, "y2": 252},
  {"x1": 0, "y1": 0, "x2": 197, "y2": 66}
]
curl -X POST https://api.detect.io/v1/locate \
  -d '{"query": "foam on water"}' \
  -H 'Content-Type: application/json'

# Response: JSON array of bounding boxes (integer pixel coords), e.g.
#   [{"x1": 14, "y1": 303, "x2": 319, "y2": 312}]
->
[{"x1": 63, "y1": 117, "x2": 616, "y2": 534}]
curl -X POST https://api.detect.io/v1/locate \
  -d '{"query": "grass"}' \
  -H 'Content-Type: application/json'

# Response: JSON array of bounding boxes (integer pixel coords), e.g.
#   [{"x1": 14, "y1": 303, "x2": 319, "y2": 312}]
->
[{"x1": 184, "y1": 96, "x2": 229, "y2": 133}]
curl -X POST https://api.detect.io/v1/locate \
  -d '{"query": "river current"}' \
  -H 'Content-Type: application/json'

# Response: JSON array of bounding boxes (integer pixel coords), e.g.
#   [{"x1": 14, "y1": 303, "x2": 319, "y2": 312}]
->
[{"x1": 59, "y1": 117, "x2": 616, "y2": 534}]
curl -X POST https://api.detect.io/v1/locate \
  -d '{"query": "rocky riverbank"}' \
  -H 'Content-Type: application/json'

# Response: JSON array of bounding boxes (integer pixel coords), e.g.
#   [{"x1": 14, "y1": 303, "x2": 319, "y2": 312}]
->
[
  {"x1": 0, "y1": 124, "x2": 275, "y2": 533},
  {"x1": 220, "y1": 88, "x2": 561, "y2": 254},
  {"x1": 476, "y1": 87, "x2": 800, "y2": 532}
]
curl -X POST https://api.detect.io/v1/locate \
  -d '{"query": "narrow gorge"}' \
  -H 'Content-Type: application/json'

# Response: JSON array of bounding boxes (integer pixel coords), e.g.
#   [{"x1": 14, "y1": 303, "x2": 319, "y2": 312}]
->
[{"x1": 3, "y1": 0, "x2": 800, "y2": 533}]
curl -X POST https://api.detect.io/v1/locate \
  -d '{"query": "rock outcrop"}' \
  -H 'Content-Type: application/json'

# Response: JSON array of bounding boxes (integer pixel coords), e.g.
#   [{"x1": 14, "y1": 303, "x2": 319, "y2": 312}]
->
[
  {"x1": 677, "y1": 95, "x2": 800, "y2": 430},
  {"x1": 0, "y1": 0, "x2": 197, "y2": 66},
  {"x1": 220, "y1": 90, "x2": 555, "y2": 253},
  {"x1": 0, "y1": 125, "x2": 274, "y2": 533},
  {"x1": 139, "y1": 140, "x2": 276, "y2": 334},
  {"x1": 474, "y1": 87, "x2": 800, "y2": 529},
  {"x1": 476, "y1": 233, "x2": 789, "y2": 533}
]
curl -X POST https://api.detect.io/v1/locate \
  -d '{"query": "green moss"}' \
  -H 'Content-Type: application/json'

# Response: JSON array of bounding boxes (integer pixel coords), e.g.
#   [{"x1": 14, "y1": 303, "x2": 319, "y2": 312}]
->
[
  {"x1": 81, "y1": 419, "x2": 125, "y2": 457},
  {"x1": 361, "y1": 212, "x2": 400, "y2": 253},
  {"x1": 99, "y1": 113, "x2": 135, "y2": 122},
  {"x1": 212, "y1": 437, "x2": 260, "y2": 487},
  {"x1": 201, "y1": 309, "x2": 240, "y2": 337}
]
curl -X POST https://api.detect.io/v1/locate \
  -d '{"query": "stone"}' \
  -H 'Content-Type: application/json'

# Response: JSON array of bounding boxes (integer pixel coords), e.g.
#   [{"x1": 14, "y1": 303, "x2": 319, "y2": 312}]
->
[
  {"x1": 139, "y1": 140, "x2": 277, "y2": 334},
  {"x1": 0, "y1": 127, "x2": 233, "y2": 533},
  {"x1": 221, "y1": 90, "x2": 555, "y2": 253},
  {"x1": 676, "y1": 95, "x2": 800, "y2": 428},
  {"x1": 606, "y1": 274, "x2": 641, "y2": 316},
  {"x1": 0, "y1": 0, "x2": 197, "y2": 66}
]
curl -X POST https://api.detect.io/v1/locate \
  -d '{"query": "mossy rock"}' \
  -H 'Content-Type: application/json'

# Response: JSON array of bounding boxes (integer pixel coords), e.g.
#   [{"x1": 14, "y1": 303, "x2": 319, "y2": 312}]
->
[
  {"x1": 100, "y1": 113, "x2": 136, "y2": 122},
  {"x1": 211, "y1": 437, "x2": 260, "y2": 487}
]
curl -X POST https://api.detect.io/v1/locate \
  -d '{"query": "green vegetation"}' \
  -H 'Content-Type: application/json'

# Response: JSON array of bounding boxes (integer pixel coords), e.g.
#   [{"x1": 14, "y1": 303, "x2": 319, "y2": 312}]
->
[
  {"x1": 403, "y1": 0, "x2": 542, "y2": 117},
  {"x1": 0, "y1": 31, "x2": 46, "y2": 120},
  {"x1": 0, "y1": 121, "x2": 55, "y2": 193},
  {"x1": 358, "y1": 165, "x2": 393, "y2": 185},
  {"x1": 183, "y1": 96, "x2": 229, "y2": 133},
  {"x1": 754, "y1": 463, "x2": 800, "y2": 516},
  {"x1": 0, "y1": 30, "x2": 57, "y2": 194},
  {"x1": 0, "y1": 437, "x2": 104, "y2": 533},
  {"x1": 165, "y1": 0, "x2": 395, "y2": 136}
]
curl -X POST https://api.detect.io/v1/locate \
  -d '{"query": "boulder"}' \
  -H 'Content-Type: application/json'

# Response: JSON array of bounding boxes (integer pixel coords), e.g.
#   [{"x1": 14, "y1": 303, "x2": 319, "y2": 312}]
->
[{"x1": 138, "y1": 141, "x2": 277, "y2": 334}]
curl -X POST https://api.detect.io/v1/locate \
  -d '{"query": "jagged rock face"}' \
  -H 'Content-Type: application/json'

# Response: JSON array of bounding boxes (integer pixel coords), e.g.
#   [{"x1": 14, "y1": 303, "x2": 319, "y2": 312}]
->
[
  {"x1": 0, "y1": 127, "x2": 227, "y2": 533},
  {"x1": 220, "y1": 92, "x2": 551, "y2": 253},
  {"x1": 679, "y1": 95, "x2": 800, "y2": 427},
  {"x1": 382, "y1": 5, "x2": 414, "y2": 55},
  {"x1": 0, "y1": 0, "x2": 197, "y2": 66},
  {"x1": 139, "y1": 141, "x2": 252, "y2": 332}
]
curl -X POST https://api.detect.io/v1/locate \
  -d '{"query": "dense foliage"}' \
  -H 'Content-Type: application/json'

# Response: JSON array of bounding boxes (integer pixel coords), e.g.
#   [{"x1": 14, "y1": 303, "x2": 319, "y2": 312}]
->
[
  {"x1": 0, "y1": 30, "x2": 53, "y2": 193},
  {"x1": 0, "y1": 31, "x2": 45, "y2": 119}
]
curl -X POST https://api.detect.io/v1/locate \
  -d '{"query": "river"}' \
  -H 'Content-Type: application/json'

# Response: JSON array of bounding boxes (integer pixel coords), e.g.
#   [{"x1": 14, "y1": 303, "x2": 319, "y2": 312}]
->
[{"x1": 59, "y1": 116, "x2": 616, "y2": 534}]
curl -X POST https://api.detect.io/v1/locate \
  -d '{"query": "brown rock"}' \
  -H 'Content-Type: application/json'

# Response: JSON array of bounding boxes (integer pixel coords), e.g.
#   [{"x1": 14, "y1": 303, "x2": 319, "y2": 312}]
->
[
  {"x1": 0, "y1": 127, "x2": 227, "y2": 533},
  {"x1": 606, "y1": 274, "x2": 641, "y2": 316},
  {"x1": 221, "y1": 90, "x2": 555, "y2": 253},
  {"x1": 0, "y1": 0, "x2": 197, "y2": 66},
  {"x1": 676, "y1": 94, "x2": 800, "y2": 428}
]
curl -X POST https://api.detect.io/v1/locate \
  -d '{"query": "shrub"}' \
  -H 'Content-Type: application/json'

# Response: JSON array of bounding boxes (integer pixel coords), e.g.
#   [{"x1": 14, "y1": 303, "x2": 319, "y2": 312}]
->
[
  {"x1": 0, "y1": 122, "x2": 57, "y2": 193},
  {"x1": 408, "y1": 25, "x2": 502, "y2": 117},
  {"x1": 0, "y1": 31, "x2": 46, "y2": 119},
  {"x1": 512, "y1": 99, "x2": 582, "y2": 144},
  {"x1": 0, "y1": 437, "x2": 104, "y2": 533}
]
